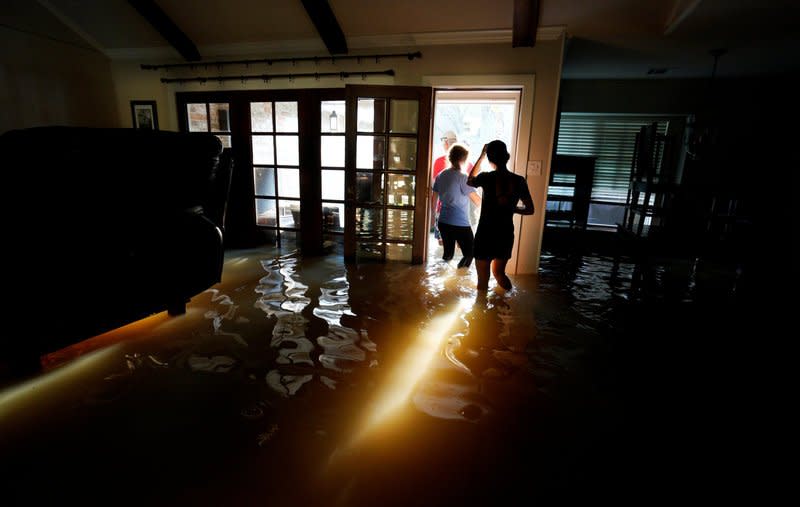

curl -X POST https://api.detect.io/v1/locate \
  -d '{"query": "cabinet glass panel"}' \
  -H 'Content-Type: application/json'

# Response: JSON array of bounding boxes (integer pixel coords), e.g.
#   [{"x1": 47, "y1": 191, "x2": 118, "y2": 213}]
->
[
  {"x1": 356, "y1": 242, "x2": 384, "y2": 261},
  {"x1": 357, "y1": 98, "x2": 386, "y2": 133},
  {"x1": 321, "y1": 170, "x2": 344, "y2": 200},
  {"x1": 278, "y1": 200, "x2": 301, "y2": 228},
  {"x1": 390, "y1": 99, "x2": 418, "y2": 133},
  {"x1": 252, "y1": 136, "x2": 275, "y2": 165},
  {"x1": 355, "y1": 208, "x2": 383, "y2": 239},
  {"x1": 276, "y1": 135, "x2": 299, "y2": 166},
  {"x1": 321, "y1": 100, "x2": 346, "y2": 133},
  {"x1": 187, "y1": 104, "x2": 208, "y2": 132},
  {"x1": 254, "y1": 167, "x2": 276, "y2": 196},
  {"x1": 356, "y1": 172, "x2": 383, "y2": 204},
  {"x1": 277, "y1": 168, "x2": 300, "y2": 198},
  {"x1": 255, "y1": 198, "x2": 277, "y2": 226},
  {"x1": 386, "y1": 174, "x2": 415, "y2": 206},
  {"x1": 322, "y1": 202, "x2": 345, "y2": 233},
  {"x1": 250, "y1": 102, "x2": 273, "y2": 132},
  {"x1": 356, "y1": 135, "x2": 385, "y2": 170},
  {"x1": 321, "y1": 135, "x2": 345, "y2": 167},
  {"x1": 209, "y1": 103, "x2": 230, "y2": 132},
  {"x1": 388, "y1": 137, "x2": 417, "y2": 171},
  {"x1": 275, "y1": 102, "x2": 298, "y2": 132},
  {"x1": 386, "y1": 243, "x2": 412, "y2": 262},
  {"x1": 386, "y1": 209, "x2": 414, "y2": 240}
]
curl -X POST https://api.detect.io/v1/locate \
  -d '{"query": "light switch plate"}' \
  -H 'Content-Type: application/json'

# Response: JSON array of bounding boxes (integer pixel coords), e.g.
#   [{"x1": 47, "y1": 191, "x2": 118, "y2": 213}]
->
[{"x1": 527, "y1": 160, "x2": 542, "y2": 175}]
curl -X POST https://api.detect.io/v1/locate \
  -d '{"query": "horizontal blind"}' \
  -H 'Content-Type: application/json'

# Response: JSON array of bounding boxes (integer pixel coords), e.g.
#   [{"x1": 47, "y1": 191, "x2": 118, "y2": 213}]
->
[{"x1": 556, "y1": 114, "x2": 674, "y2": 203}]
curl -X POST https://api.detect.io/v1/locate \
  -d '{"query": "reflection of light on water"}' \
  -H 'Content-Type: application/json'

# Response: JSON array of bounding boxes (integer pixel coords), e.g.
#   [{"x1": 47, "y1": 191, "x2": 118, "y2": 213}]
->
[
  {"x1": 345, "y1": 300, "x2": 468, "y2": 447},
  {"x1": 0, "y1": 345, "x2": 122, "y2": 418}
]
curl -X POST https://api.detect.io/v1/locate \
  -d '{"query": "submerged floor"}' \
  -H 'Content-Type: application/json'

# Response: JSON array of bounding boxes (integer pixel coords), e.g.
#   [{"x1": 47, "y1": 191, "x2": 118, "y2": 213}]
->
[{"x1": 0, "y1": 242, "x2": 755, "y2": 505}]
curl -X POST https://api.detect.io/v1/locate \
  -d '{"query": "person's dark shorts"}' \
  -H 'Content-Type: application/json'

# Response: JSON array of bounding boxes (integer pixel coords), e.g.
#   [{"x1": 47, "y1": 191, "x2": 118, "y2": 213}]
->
[{"x1": 473, "y1": 224, "x2": 514, "y2": 260}]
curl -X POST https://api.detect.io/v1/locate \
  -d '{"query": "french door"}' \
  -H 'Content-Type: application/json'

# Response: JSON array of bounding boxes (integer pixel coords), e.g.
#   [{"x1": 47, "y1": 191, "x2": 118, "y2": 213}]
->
[
  {"x1": 344, "y1": 85, "x2": 432, "y2": 264},
  {"x1": 177, "y1": 86, "x2": 432, "y2": 264}
]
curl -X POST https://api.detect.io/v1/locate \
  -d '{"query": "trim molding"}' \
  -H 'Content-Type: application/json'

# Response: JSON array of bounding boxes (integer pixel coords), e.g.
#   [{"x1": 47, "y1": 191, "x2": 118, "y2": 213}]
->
[{"x1": 107, "y1": 26, "x2": 566, "y2": 61}]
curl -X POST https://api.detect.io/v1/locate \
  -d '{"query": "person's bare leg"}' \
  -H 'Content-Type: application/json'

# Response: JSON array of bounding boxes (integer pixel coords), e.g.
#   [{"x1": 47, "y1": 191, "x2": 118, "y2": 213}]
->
[
  {"x1": 476, "y1": 259, "x2": 490, "y2": 291},
  {"x1": 492, "y1": 259, "x2": 512, "y2": 291}
]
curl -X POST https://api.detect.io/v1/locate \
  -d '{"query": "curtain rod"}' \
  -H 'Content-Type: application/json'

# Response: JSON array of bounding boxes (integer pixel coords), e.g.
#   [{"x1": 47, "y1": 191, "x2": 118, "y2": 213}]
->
[
  {"x1": 160, "y1": 69, "x2": 395, "y2": 84},
  {"x1": 143, "y1": 51, "x2": 421, "y2": 71}
]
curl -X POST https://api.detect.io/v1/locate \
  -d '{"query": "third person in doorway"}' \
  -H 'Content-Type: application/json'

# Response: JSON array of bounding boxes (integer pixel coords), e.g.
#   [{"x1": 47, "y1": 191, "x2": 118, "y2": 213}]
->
[
  {"x1": 433, "y1": 143, "x2": 482, "y2": 268},
  {"x1": 467, "y1": 140, "x2": 534, "y2": 291}
]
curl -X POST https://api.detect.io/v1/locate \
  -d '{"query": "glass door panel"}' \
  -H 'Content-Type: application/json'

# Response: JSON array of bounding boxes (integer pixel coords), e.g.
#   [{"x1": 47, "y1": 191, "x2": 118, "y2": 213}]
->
[{"x1": 345, "y1": 86, "x2": 432, "y2": 263}]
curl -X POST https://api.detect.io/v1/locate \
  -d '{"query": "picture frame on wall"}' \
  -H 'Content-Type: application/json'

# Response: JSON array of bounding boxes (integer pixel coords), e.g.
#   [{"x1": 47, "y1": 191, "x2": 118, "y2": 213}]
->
[{"x1": 131, "y1": 100, "x2": 159, "y2": 130}]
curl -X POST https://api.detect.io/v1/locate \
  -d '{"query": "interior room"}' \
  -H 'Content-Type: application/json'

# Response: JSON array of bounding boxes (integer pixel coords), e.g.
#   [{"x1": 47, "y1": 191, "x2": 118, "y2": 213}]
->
[{"x1": 1, "y1": 0, "x2": 796, "y2": 504}]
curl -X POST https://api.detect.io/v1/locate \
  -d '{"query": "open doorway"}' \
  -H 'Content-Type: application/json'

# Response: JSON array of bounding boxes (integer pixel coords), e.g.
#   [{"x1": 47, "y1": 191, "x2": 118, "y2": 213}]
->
[{"x1": 428, "y1": 88, "x2": 523, "y2": 263}]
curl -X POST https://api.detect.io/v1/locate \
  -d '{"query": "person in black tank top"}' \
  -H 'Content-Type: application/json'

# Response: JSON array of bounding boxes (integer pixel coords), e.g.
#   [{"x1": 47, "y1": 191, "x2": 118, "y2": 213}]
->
[{"x1": 467, "y1": 140, "x2": 534, "y2": 291}]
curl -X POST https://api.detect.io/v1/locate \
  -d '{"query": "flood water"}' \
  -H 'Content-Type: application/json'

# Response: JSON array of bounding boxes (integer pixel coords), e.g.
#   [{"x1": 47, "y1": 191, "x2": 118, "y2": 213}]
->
[{"x1": 0, "y1": 241, "x2": 754, "y2": 505}]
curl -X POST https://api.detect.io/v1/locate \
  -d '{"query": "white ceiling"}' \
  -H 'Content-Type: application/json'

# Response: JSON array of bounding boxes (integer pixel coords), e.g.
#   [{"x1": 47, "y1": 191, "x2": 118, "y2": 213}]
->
[{"x1": 26, "y1": 0, "x2": 800, "y2": 78}]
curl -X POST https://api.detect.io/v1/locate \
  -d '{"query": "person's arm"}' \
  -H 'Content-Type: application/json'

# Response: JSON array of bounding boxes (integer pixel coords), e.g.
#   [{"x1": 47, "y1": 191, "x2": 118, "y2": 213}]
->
[
  {"x1": 468, "y1": 191, "x2": 482, "y2": 206},
  {"x1": 515, "y1": 176, "x2": 535, "y2": 215},
  {"x1": 467, "y1": 144, "x2": 487, "y2": 187}
]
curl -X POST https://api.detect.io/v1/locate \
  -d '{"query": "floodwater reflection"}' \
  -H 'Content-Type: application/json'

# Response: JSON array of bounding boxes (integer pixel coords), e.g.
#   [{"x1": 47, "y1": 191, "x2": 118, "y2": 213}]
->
[{"x1": 2, "y1": 243, "x2": 741, "y2": 505}]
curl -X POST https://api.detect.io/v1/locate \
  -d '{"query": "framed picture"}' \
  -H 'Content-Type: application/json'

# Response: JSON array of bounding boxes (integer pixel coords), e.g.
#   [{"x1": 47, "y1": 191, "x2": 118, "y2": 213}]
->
[{"x1": 130, "y1": 100, "x2": 159, "y2": 130}]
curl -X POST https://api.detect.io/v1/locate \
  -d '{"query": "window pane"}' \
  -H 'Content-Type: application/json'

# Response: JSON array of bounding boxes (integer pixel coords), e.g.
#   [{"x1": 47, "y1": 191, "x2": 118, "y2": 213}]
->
[
  {"x1": 277, "y1": 168, "x2": 300, "y2": 198},
  {"x1": 356, "y1": 242, "x2": 383, "y2": 261},
  {"x1": 321, "y1": 170, "x2": 344, "y2": 200},
  {"x1": 321, "y1": 100, "x2": 346, "y2": 133},
  {"x1": 386, "y1": 243, "x2": 412, "y2": 262},
  {"x1": 255, "y1": 198, "x2": 277, "y2": 226},
  {"x1": 357, "y1": 98, "x2": 386, "y2": 132},
  {"x1": 388, "y1": 137, "x2": 417, "y2": 171},
  {"x1": 322, "y1": 202, "x2": 345, "y2": 232},
  {"x1": 250, "y1": 102, "x2": 273, "y2": 132},
  {"x1": 254, "y1": 167, "x2": 276, "y2": 196},
  {"x1": 276, "y1": 135, "x2": 299, "y2": 166},
  {"x1": 386, "y1": 209, "x2": 414, "y2": 240},
  {"x1": 216, "y1": 135, "x2": 231, "y2": 148},
  {"x1": 187, "y1": 104, "x2": 208, "y2": 132},
  {"x1": 386, "y1": 174, "x2": 415, "y2": 206},
  {"x1": 390, "y1": 99, "x2": 418, "y2": 133},
  {"x1": 278, "y1": 199, "x2": 300, "y2": 228},
  {"x1": 356, "y1": 208, "x2": 383, "y2": 239},
  {"x1": 356, "y1": 172, "x2": 383, "y2": 204},
  {"x1": 321, "y1": 135, "x2": 345, "y2": 167},
  {"x1": 209, "y1": 103, "x2": 230, "y2": 132},
  {"x1": 357, "y1": 135, "x2": 385, "y2": 170},
  {"x1": 275, "y1": 102, "x2": 298, "y2": 132},
  {"x1": 252, "y1": 135, "x2": 274, "y2": 165}
]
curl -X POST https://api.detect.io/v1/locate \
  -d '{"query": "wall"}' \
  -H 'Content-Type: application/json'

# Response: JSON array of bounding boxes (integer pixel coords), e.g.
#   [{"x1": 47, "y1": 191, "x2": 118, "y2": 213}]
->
[
  {"x1": 110, "y1": 36, "x2": 566, "y2": 274},
  {"x1": 0, "y1": 0, "x2": 118, "y2": 134}
]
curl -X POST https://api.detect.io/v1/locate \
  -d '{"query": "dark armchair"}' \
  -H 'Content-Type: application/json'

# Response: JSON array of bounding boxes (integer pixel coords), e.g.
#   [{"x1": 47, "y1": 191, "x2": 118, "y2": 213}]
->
[{"x1": 0, "y1": 127, "x2": 233, "y2": 363}]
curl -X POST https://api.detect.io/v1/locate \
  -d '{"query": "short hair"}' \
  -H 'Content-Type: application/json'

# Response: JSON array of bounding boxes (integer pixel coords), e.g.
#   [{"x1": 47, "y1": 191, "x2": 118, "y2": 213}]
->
[
  {"x1": 448, "y1": 143, "x2": 469, "y2": 167},
  {"x1": 486, "y1": 140, "x2": 510, "y2": 166}
]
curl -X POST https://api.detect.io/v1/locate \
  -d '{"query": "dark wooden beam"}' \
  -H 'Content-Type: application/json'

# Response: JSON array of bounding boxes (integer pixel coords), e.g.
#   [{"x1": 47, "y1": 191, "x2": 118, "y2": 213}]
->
[
  {"x1": 512, "y1": 0, "x2": 540, "y2": 48},
  {"x1": 128, "y1": 0, "x2": 201, "y2": 61},
  {"x1": 300, "y1": 0, "x2": 348, "y2": 55}
]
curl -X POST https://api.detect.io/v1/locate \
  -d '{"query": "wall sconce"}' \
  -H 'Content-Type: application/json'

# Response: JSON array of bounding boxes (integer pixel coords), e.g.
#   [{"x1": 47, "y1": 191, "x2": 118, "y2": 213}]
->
[{"x1": 329, "y1": 110, "x2": 338, "y2": 131}]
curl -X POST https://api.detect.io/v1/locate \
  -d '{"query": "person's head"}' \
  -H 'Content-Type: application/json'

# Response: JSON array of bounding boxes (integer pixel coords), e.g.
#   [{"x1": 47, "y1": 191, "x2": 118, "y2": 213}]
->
[
  {"x1": 486, "y1": 140, "x2": 510, "y2": 169},
  {"x1": 447, "y1": 143, "x2": 469, "y2": 169},
  {"x1": 441, "y1": 130, "x2": 458, "y2": 152}
]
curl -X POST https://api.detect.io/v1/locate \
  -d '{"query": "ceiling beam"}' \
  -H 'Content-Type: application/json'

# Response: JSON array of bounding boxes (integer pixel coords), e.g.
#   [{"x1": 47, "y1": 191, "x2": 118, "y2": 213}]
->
[
  {"x1": 512, "y1": 0, "x2": 540, "y2": 48},
  {"x1": 127, "y1": 0, "x2": 200, "y2": 61},
  {"x1": 300, "y1": 0, "x2": 348, "y2": 55}
]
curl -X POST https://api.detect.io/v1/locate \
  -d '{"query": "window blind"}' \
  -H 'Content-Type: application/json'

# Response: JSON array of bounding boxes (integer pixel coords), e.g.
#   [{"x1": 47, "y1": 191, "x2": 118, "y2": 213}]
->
[{"x1": 555, "y1": 114, "x2": 678, "y2": 204}]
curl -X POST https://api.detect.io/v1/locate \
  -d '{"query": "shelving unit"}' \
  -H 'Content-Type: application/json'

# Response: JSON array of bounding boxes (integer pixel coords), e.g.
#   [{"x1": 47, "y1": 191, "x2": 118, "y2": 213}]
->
[{"x1": 620, "y1": 122, "x2": 678, "y2": 239}]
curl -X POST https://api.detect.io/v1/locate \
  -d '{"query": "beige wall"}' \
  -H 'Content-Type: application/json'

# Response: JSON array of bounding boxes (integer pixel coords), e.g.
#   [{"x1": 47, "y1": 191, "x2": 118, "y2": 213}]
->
[{"x1": 0, "y1": 2, "x2": 118, "y2": 134}]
